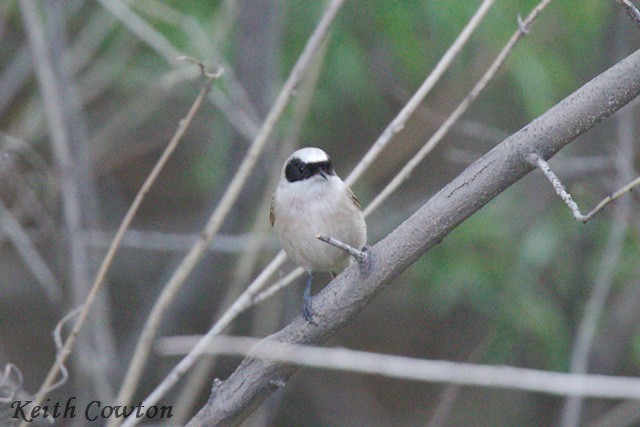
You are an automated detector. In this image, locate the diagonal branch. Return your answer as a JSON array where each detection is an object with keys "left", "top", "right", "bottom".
[{"left": 188, "top": 48, "right": 640, "bottom": 426}]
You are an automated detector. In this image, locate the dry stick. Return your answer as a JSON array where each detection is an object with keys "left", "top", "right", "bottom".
[
  {"left": 156, "top": 334, "right": 640, "bottom": 401},
  {"left": 617, "top": 0, "right": 640, "bottom": 25},
  {"left": 533, "top": 155, "right": 640, "bottom": 223},
  {"left": 317, "top": 234, "right": 367, "bottom": 262},
  {"left": 115, "top": 1, "right": 346, "bottom": 421},
  {"left": 18, "top": 1, "right": 95, "bottom": 420},
  {"left": 99, "top": 0, "right": 262, "bottom": 144},
  {"left": 559, "top": 90, "right": 638, "bottom": 427},
  {"left": 0, "top": 364, "right": 23, "bottom": 403},
  {"left": 188, "top": 47, "right": 640, "bottom": 426},
  {"left": 96, "top": 0, "right": 181, "bottom": 65},
  {"left": 344, "top": 0, "right": 496, "bottom": 187},
  {"left": 364, "top": 0, "right": 554, "bottom": 216},
  {"left": 251, "top": 267, "right": 305, "bottom": 306},
  {"left": 119, "top": 252, "right": 291, "bottom": 427},
  {"left": 26, "top": 65, "right": 221, "bottom": 421}
]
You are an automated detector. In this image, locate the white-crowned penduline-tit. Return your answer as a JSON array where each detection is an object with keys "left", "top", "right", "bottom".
[{"left": 270, "top": 147, "right": 367, "bottom": 322}]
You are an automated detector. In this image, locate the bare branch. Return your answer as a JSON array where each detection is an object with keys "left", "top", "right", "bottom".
[
  {"left": 0, "top": 364, "right": 24, "bottom": 403},
  {"left": 617, "top": 0, "right": 640, "bottom": 25},
  {"left": 251, "top": 268, "right": 305, "bottom": 306},
  {"left": 85, "top": 229, "right": 272, "bottom": 253},
  {"left": 157, "top": 334, "right": 640, "bottom": 401},
  {"left": 560, "top": 71, "right": 637, "bottom": 426},
  {"left": 533, "top": 155, "right": 640, "bottom": 223},
  {"left": 96, "top": 0, "right": 181, "bottom": 65},
  {"left": 27, "top": 62, "right": 220, "bottom": 416},
  {"left": 364, "top": 0, "right": 554, "bottom": 216},
  {"left": 187, "top": 47, "right": 640, "bottom": 426},
  {"left": 345, "top": 0, "right": 496, "bottom": 186},
  {"left": 317, "top": 234, "right": 368, "bottom": 262}
]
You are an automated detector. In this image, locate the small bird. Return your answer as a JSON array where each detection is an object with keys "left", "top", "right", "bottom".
[{"left": 271, "top": 147, "right": 367, "bottom": 322}]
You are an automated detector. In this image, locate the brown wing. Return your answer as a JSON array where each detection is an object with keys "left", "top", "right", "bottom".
[
  {"left": 269, "top": 197, "right": 275, "bottom": 226},
  {"left": 348, "top": 187, "right": 361, "bottom": 210}
]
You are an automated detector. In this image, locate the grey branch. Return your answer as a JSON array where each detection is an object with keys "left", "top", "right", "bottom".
[
  {"left": 316, "top": 235, "right": 367, "bottom": 262},
  {"left": 617, "top": 0, "right": 640, "bottom": 25},
  {"left": 187, "top": 49, "right": 640, "bottom": 426},
  {"left": 158, "top": 334, "right": 640, "bottom": 401},
  {"left": 534, "top": 155, "right": 640, "bottom": 223}
]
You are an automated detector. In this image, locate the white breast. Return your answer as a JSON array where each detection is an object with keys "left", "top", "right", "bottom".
[{"left": 272, "top": 176, "right": 366, "bottom": 273}]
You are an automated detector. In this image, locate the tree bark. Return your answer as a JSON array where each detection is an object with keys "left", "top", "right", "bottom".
[{"left": 188, "top": 48, "right": 640, "bottom": 426}]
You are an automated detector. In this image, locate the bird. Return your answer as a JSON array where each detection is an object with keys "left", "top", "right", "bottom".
[{"left": 270, "top": 147, "right": 367, "bottom": 322}]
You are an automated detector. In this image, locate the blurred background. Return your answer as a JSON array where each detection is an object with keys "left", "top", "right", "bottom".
[{"left": 1, "top": 0, "right": 640, "bottom": 425}]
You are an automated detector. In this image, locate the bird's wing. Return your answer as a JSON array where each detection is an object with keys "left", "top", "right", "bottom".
[
  {"left": 269, "top": 197, "right": 276, "bottom": 226},
  {"left": 347, "top": 187, "right": 361, "bottom": 210}
]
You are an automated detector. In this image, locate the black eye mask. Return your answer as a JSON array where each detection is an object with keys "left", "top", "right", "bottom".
[{"left": 285, "top": 158, "right": 335, "bottom": 183}]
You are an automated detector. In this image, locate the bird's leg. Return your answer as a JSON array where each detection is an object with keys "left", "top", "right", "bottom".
[{"left": 302, "top": 272, "right": 316, "bottom": 323}]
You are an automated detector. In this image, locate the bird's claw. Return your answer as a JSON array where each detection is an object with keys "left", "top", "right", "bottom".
[{"left": 301, "top": 300, "right": 317, "bottom": 325}]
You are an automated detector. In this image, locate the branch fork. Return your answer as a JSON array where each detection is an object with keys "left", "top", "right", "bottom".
[{"left": 532, "top": 153, "right": 640, "bottom": 223}]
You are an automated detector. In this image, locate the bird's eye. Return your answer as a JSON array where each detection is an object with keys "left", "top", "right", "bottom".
[{"left": 285, "top": 158, "right": 310, "bottom": 183}]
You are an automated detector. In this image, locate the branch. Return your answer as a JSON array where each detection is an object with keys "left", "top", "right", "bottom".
[
  {"left": 364, "top": 0, "right": 553, "bottom": 216},
  {"left": 345, "top": 0, "right": 496, "bottom": 186},
  {"left": 26, "top": 61, "right": 221, "bottom": 418},
  {"left": 157, "top": 334, "right": 640, "bottom": 401},
  {"left": 317, "top": 235, "right": 368, "bottom": 262},
  {"left": 560, "top": 71, "right": 638, "bottom": 427},
  {"left": 533, "top": 155, "right": 640, "bottom": 223},
  {"left": 617, "top": 0, "right": 640, "bottom": 26},
  {"left": 188, "top": 48, "right": 640, "bottom": 426}
]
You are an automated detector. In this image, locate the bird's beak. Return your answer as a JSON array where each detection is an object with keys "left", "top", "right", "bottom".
[{"left": 319, "top": 170, "right": 328, "bottom": 180}]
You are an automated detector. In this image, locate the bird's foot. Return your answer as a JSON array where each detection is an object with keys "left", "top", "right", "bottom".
[{"left": 301, "top": 299, "right": 317, "bottom": 325}]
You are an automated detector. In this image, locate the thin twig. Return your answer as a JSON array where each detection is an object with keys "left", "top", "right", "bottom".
[
  {"left": 534, "top": 155, "right": 640, "bottom": 223},
  {"left": 96, "top": 0, "right": 181, "bottom": 65},
  {"left": 177, "top": 56, "right": 224, "bottom": 79},
  {"left": 317, "top": 234, "right": 367, "bottom": 262},
  {"left": 0, "top": 364, "right": 23, "bottom": 403},
  {"left": 617, "top": 0, "right": 640, "bottom": 25},
  {"left": 119, "top": 252, "right": 291, "bottom": 427},
  {"left": 560, "top": 77, "right": 637, "bottom": 426},
  {"left": 116, "top": 1, "right": 345, "bottom": 421},
  {"left": 251, "top": 267, "right": 305, "bottom": 306},
  {"left": 27, "top": 63, "right": 220, "bottom": 418},
  {"left": 345, "top": 0, "right": 496, "bottom": 187},
  {"left": 98, "top": 0, "right": 262, "bottom": 144},
  {"left": 156, "top": 334, "right": 640, "bottom": 401},
  {"left": 364, "top": 0, "right": 554, "bottom": 216},
  {"left": 84, "top": 229, "right": 272, "bottom": 253},
  {"left": 18, "top": 1, "right": 95, "bottom": 421}
]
